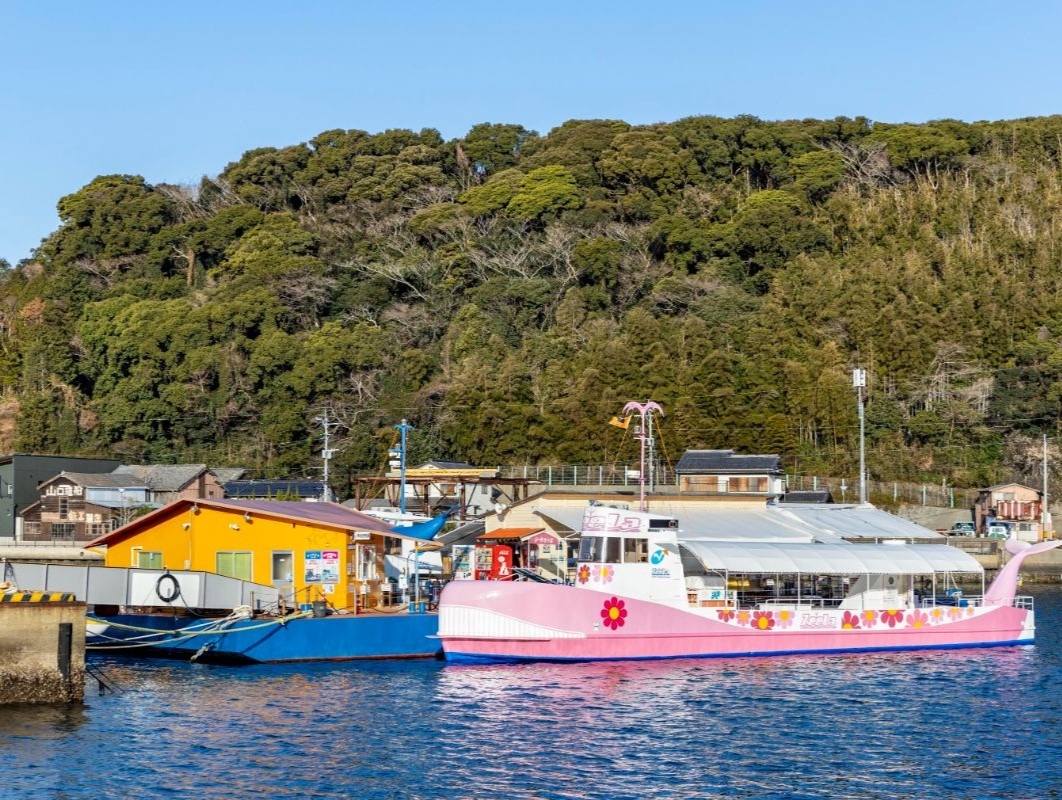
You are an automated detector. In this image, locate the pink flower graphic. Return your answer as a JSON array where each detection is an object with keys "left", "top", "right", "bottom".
[
  {"left": 930, "top": 607, "right": 945, "bottom": 623},
  {"left": 947, "top": 606, "right": 963, "bottom": 620},
  {"left": 577, "top": 565, "right": 591, "bottom": 584},
  {"left": 751, "top": 610, "right": 775, "bottom": 631},
  {"left": 737, "top": 610, "right": 751, "bottom": 626},
  {"left": 841, "top": 610, "right": 861, "bottom": 630},
  {"left": 775, "top": 609, "right": 795, "bottom": 629},
  {"left": 907, "top": 609, "right": 930, "bottom": 629},
  {"left": 880, "top": 609, "right": 904, "bottom": 628},
  {"left": 716, "top": 608, "right": 736, "bottom": 622},
  {"left": 861, "top": 610, "right": 878, "bottom": 627},
  {"left": 600, "top": 597, "right": 627, "bottom": 630},
  {"left": 598, "top": 565, "right": 615, "bottom": 584}
]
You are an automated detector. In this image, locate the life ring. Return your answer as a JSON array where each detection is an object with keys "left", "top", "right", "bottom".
[{"left": 156, "top": 572, "right": 181, "bottom": 603}]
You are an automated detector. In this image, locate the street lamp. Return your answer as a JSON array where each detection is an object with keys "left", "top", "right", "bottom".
[{"left": 853, "top": 368, "right": 867, "bottom": 505}]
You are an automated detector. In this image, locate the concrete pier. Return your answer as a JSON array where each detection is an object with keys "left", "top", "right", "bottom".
[{"left": 0, "top": 591, "right": 86, "bottom": 704}]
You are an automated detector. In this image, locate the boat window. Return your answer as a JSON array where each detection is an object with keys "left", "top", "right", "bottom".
[
  {"left": 604, "top": 537, "right": 621, "bottom": 564},
  {"left": 623, "top": 537, "right": 649, "bottom": 563},
  {"left": 579, "top": 536, "right": 604, "bottom": 562}
]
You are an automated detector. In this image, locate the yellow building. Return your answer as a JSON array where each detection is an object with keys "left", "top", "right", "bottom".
[{"left": 87, "top": 498, "right": 438, "bottom": 612}]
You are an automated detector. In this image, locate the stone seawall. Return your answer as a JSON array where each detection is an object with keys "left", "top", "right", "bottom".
[{"left": 0, "top": 593, "right": 86, "bottom": 704}]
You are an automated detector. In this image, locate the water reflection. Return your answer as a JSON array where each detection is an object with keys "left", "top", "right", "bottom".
[{"left": 0, "top": 591, "right": 1060, "bottom": 799}]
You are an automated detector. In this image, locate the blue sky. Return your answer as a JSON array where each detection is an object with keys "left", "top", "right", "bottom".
[{"left": 2, "top": 0, "right": 1059, "bottom": 266}]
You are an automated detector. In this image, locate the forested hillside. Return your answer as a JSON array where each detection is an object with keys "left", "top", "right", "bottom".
[{"left": 4, "top": 114, "right": 1062, "bottom": 492}]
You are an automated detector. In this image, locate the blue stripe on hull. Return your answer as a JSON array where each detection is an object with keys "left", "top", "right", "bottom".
[
  {"left": 90, "top": 613, "right": 441, "bottom": 663},
  {"left": 444, "top": 638, "right": 1034, "bottom": 665}
]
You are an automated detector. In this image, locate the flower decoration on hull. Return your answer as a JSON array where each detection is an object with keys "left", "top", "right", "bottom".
[
  {"left": 907, "top": 609, "right": 930, "bottom": 628},
  {"left": 577, "top": 565, "right": 591, "bottom": 585},
  {"left": 750, "top": 610, "right": 775, "bottom": 630},
  {"left": 600, "top": 597, "right": 627, "bottom": 630},
  {"left": 880, "top": 609, "right": 905, "bottom": 628},
  {"left": 841, "top": 611, "right": 861, "bottom": 630}
]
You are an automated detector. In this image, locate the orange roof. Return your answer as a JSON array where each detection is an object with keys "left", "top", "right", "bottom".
[{"left": 477, "top": 527, "right": 545, "bottom": 540}]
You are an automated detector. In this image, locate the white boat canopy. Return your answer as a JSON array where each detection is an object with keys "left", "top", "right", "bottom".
[{"left": 680, "top": 540, "right": 983, "bottom": 576}]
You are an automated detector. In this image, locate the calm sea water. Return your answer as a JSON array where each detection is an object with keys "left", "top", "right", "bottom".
[{"left": 3, "top": 589, "right": 1062, "bottom": 800}]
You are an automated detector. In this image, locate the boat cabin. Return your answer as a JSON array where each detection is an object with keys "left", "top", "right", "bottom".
[
  {"left": 568, "top": 503, "right": 985, "bottom": 613},
  {"left": 86, "top": 498, "right": 441, "bottom": 613}
]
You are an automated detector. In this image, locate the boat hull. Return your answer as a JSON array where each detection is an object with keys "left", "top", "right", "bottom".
[
  {"left": 88, "top": 611, "right": 441, "bottom": 664},
  {"left": 438, "top": 581, "right": 1035, "bottom": 664}
]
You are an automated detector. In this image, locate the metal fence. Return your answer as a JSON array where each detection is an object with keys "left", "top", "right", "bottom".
[{"left": 495, "top": 464, "right": 977, "bottom": 508}]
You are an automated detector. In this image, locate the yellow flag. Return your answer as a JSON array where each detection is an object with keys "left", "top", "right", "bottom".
[{"left": 608, "top": 415, "right": 630, "bottom": 429}]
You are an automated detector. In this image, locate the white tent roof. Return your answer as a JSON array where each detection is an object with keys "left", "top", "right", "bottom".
[
  {"left": 680, "top": 540, "right": 983, "bottom": 575},
  {"left": 532, "top": 501, "right": 942, "bottom": 543},
  {"left": 673, "top": 506, "right": 817, "bottom": 542},
  {"left": 772, "top": 504, "right": 944, "bottom": 541}
]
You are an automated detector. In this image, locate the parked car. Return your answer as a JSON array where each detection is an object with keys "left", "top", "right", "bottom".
[
  {"left": 986, "top": 524, "right": 1009, "bottom": 539},
  {"left": 946, "top": 522, "right": 976, "bottom": 536}
]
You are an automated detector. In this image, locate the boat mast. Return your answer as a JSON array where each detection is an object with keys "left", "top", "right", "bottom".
[{"left": 623, "top": 401, "right": 664, "bottom": 511}]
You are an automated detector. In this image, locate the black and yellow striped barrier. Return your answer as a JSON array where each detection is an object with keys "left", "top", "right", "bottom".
[{"left": 0, "top": 591, "right": 77, "bottom": 603}]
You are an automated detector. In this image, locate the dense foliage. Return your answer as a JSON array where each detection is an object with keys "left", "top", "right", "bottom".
[{"left": 7, "top": 114, "right": 1062, "bottom": 494}]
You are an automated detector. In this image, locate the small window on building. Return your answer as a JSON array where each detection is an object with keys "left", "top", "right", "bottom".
[
  {"left": 272, "top": 551, "right": 294, "bottom": 583},
  {"left": 51, "top": 522, "right": 75, "bottom": 540},
  {"left": 137, "top": 551, "right": 163, "bottom": 569},
  {"left": 355, "top": 545, "right": 377, "bottom": 581},
  {"left": 58, "top": 497, "right": 69, "bottom": 520},
  {"left": 217, "top": 551, "right": 253, "bottom": 581}
]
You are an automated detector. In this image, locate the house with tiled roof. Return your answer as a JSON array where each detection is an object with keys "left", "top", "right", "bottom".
[
  {"left": 113, "top": 464, "right": 229, "bottom": 505},
  {"left": 20, "top": 471, "right": 155, "bottom": 543},
  {"left": 674, "top": 450, "right": 787, "bottom": 499}
]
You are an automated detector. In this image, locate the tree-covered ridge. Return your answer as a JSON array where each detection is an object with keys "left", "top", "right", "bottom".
[{"left": 7, "top": 114, "right": 1062, "bottom": 493}]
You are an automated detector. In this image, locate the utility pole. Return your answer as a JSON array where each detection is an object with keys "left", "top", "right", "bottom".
[
  {"left": 1044, "top": 433, "right": 1051, "bottom": 540},
  {"left": 853, "top": 368, "right": 867, "bottom": 505},
  {"left": 315, "top": 411, "right": 338, "bottom": 502},
  {"left": 391, "top": 419, "right": 414, "bottom": 514}
]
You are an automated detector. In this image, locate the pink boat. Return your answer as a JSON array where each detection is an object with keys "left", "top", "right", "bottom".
[{"left": 439, "top": 503, "right": 1060, "bottom": 663}]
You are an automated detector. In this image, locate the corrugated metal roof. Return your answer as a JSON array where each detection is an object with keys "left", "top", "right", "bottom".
[
  {"left": 773, "top": 504, "right": 944, "bottom": 541},
  {"left": 84, "top": 499, "right": 423, "bottom": 548},
  {"left": 681, "top": 540, "right": 983, "bottom": 575},
  {"left": 527, "top": 501, "right": 944, "bottom": 543}
]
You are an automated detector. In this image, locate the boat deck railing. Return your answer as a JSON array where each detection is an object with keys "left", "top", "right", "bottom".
[{"left": 743, "top": 593, "right": 1034, "bottom": 612}]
